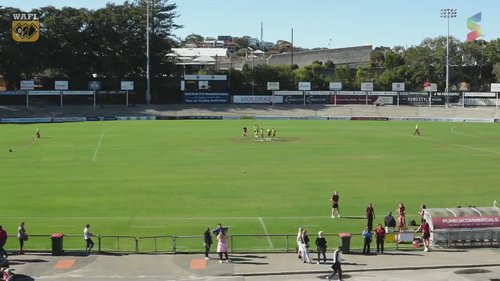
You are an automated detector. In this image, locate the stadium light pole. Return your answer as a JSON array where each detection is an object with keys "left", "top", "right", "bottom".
[
  {"left": 440, "top": 8, "right": 457, "bottom": 108},
  {"left": 146, "top": 0, "right": 151, "bottom": 104},
  {"left": 248, "top": 47, "right": 255, "bottom": 95}
]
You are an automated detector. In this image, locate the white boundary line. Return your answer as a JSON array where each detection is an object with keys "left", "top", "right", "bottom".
[
  {"left": 258, "top": 217, "right": 274, "bottom": 249},
  {"left": 92, "top": 129, "right": 106, "bottom": 162},
  {"left": 0, "top": 215, "right": 334, "bottom": 220}
]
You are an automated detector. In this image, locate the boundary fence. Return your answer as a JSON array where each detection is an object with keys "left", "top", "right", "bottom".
[{"left": 10, "top": 231, "right": 492, "bottom": 254}]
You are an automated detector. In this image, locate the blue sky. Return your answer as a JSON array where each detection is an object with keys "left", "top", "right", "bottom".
[{"left": 2, "top": 0, "right": 498, "bottom": 49}]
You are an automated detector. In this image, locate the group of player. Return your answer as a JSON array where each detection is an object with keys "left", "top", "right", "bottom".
[{"left": 242, "top": 125, "right": 277, "bottom": 140}]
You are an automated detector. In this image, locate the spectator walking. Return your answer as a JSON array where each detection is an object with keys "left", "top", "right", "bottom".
[
  {"left": 362, "top": 227, "right": 372, "bottom": 255},
  {"left": 84, "top": 224, "right": 94, "bottom": 256},
  {"left": 415, "top": 219, "right": 431, "bottom": 252},
  {"left": 315, "top": 231, "right": 327, "bottom": 264},
  {"left": 203, "top": 227, "right": 213, "bottom": 259},
  {"left": 216, "top": 228, "right": 229, "bottom": 263},
  {"left": 365, "top": 203, "right": 375, "bottom": 230},
  {"left": 375, "top": 224, "right": 386, "bottom": 254},
  {"left": 330, "top": 191, "right": 340, "bottom": 218},
  {"left": 301, "top": 229, "right": 311, "bottom": 263},
  {"left": 17, "top": 222, "right": 27, "bottom": 254},
  {"left": 328, "top": 246, "right": 343, "bottom": 281},
  {"left": 296, "top": 227, "right": 304, "bottom": 260},
  {"left": 0, "top": 226, "right": 7, "bottom": 258}
]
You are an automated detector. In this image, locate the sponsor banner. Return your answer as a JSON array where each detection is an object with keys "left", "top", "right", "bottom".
[
  {"left": 1, "top": 117, "right": 52, "bottom": 124},
  {"left": 0, "top": 91, "right": 26, "bottom": 95},
  {"left": 28, "top": 90, "right": 60, "bottom": 96},
  {"left": 351, "top": 116, "right": 390, "bottom": 121},
  {"left": 329, "top": 82, "right": 342, "bottom": 91},
  {"left": 306, "top": 91, "right": 333, "bottom": 95},
  {"left": 97, "top": 90, "right": 126, "bottom": 95},
  {"left": 52, "top": 117, "right": 86, "bottom": 123},
  {"left": 256, "top": 116, "right": 290, "bottom": 120},
  {"left": 184, "top": 74, "right": 227, "bottom": 81},
  {"left": 373, "top": 96, "right": 395, "bottom": 105},
  {"left": 233, "top": 95, "right": 283, "bottom": 104},
  {"left": 267, "top": 82, "right": 280, "bottom": 90},
  {"left": 20, "top": 80, "right": 35, "bottom": 90},
  {"left": 85, "top": 116, "right": 119, "bottom": 121},
  {"left": 328, "top": 116, "right": 352, "bottom": 121},
  {"left": 121, "top": 81, "right": 134, "bottom": 91},
  {"left": 432, "top": 216, "right": 500, "bottom": 229},
  {"left": 282, "top": 95, "right": 305, "bottom": 104},
  {"left": 464, "top": 92, "right": 496, "bottom": 97},
  {"left": 464, "top": 98, "right": 497, "bottom": 106},
  {"left": 360, "top": 82, "right": 373, "bottom": 91},
  {"left": 116, "top": 116, "right": 156, "bottom": 120},
  {"left": 298, "top": 82, "right": 311, "bottom": 91},
  {"left": 288, "top": 116, "right": 328, "bottom": 120},
  {"left": 490, "top": 83, "right": 500, "bottom": 92},
  {"left": 305, "top": 95, "right": 329, "bottom": 104},
  {"left": 337, "top": 91, "right": 366, "bottom": 95},
  {"left": 399, "top": 95, "right": 445, "bottom": 106},
  {"left": 183, "top": 93, "right": 229, "bottom": 103},
  {"left": 331, "top": 95, "right": 376, "bottom": 104},
  {"left": 274, "top": 91, "right": 302, "bottom": 96},
  {"left": 55, "top": 80, "right": 68, "bottom": 90},
  {"left": 64, "top": 91, "right": 93, "bottom": 95}
]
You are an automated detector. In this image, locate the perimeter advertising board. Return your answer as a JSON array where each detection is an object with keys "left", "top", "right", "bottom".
[
  {"left": 183, "top": 93, "right": 229, "bottom": 103},
  {"left": 233, "top": 95, "right": 283, "bottom": 104},
  {"left": 432, "top": 216, "right": 500, "bottom": 229}
]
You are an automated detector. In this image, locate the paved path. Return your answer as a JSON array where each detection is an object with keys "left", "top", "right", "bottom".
[{"left": 7, "top": 247, "right": 500, "bottom": 280}]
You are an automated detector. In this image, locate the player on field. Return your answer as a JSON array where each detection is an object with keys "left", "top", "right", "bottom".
[
  {"left": 413, "top": 123, "right": 420, "bottom": 135},
  {"left": 330, "top": 191, "right": 340, "bottom": 218}
]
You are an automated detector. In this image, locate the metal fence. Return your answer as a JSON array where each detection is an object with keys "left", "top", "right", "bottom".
[{"left": 9, "top": 232, "right": 424, "bottom": 254}]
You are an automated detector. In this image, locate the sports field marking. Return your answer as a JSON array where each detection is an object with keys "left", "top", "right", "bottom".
[
  {"left": 450, "top": 125, "right": 489, "bottom": 141},
  {"left": 258, "top": 217, "right": 274, "bottom": 249},
  {"left": 130, "top": 225, "right": 167, "bottom": 228},
  {"left": 420, "top": 135, "right": 500, "bottom": 155},
  {"left": 92, "top": 129, "right": 106, "bottom": 162},
  {"left": 11, "top": 135, "right": 37, "bottom": 151}
]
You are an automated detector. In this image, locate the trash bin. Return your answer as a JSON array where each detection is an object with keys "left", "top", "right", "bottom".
[
  {"left": 339, "top": 232, "right": 351, "bottom": 254},
  {"left": 51, "top": 233, "right": 64, "bottom": 256}
]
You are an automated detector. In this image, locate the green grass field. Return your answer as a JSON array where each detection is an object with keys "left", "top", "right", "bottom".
[{"left": 1, "top": 120, "right": 499, "bottom": 252}]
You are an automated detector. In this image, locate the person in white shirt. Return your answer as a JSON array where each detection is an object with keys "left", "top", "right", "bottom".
[
  {"left": 84, "top": 224, "right": 94, "bottom": 256},
  {"left": 328, "top": 246, "right": 343, "bottom": 280}
]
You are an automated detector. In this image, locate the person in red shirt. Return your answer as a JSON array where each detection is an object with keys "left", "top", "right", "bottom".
[
  {"left": 375, "top": 224, "right": 386, "bottom": 254},
  {"left": 416, "top": 219, "right": 431, "bottom": 251},
  {"left": 0, "top": 225, "right": 7, "bottom": 258},
  {"left": 365, "top": 203, "right": 375, "bottom": 230},
  {"left": 330, "top": 191, "right": 340, "bottom": 218}
]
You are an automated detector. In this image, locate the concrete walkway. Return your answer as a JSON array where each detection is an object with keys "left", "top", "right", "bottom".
[{"left": 7, "top": 247, "right": 500, "bottom": 280}]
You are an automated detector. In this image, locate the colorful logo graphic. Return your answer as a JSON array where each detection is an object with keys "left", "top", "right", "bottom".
[
  {"left": 467, "top": 12, "right": 482, "bottom": 42},
  {"left": 11, "top": 13, "right": 40, "bottom": 42}
]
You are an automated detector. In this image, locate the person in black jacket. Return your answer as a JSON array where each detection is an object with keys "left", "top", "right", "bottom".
[
  {"left": 315, "top": 231, "right": 327, "bottom": 264},
  {"left": 203, "top": 227, "right": 213, "bottom": 259}
]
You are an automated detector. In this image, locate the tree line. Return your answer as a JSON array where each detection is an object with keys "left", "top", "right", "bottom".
[{"left": 1, "top": 1, "right": 499, "bottom": 102}]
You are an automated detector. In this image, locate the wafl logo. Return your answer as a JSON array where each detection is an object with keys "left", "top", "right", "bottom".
[{"left": 12, "top": 13, "right": 40, "bottom": 42}]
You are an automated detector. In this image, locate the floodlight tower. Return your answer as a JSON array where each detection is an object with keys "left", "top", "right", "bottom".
[{"left": 440, "top": 8, "right": 457, "bottom": 108}]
